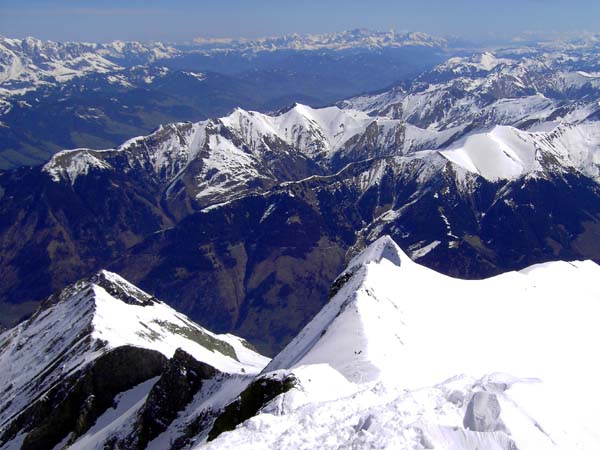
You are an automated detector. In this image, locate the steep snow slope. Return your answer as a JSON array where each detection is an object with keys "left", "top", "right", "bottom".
[
  {"left": 204, "top": 236, "right": 600, "bottom": 450},
  {"left": 266, "top": 235, "right": 600, "bottom": 386},
  {"left": 439, "top": 122, "right": 600, "bottom": 181},
  {"left": 0, "top": 270, "right": 268, "bottom": 433}
]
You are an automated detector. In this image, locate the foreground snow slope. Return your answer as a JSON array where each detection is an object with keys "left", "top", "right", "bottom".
[
  {"left": 0, "top": 270, "right": 268, "bottom": 432},
  {"left": 204, "top": 236, "right": 600, "bottom": 450},
  {"left": 266, "top": 235, "right": 600, "bottom": 387}
]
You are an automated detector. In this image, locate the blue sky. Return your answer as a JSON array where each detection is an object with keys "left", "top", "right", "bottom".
[{"left": 1, "top": 0, "right": 599, "bottom": 42}]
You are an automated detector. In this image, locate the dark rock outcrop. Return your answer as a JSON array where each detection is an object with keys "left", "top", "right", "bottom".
[
  {"left": 463, "top": 392, "right": 505, "bottom": 432},
  {"left": 133, "top": 349, "right": 218, "bottom": 449},
  {"left": 208, "top": 373, "right": 297, "bottom": 442},
  {"left": 0, "top": 346, "right": 167, "bottom": 450}
]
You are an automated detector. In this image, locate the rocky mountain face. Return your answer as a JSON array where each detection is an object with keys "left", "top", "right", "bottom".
[
  {"left": 3, "top": 46, "right": 600, "bottom": 354},
  {"left": 0, "top": 270, "right": 268, "bottom": 450},
  {"left": 4, "top": 237, "right": 598, "bottom": 449}
]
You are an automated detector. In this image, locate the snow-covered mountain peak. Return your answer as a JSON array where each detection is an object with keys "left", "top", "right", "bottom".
[
  {"left": 88, "top": 269, "right": 158, "bottom": 306},
  {"left": 271, "top": 104, "right": 374, "bottom": 158},
  {"left": 205, "top": 237, "right": 600, "bottom": 449},
  {"left": 0, "top": 270, "right": 269, "bottom": 432},
  {"left": 264, "top": 235, "right": 600, "bottom": 387},
  {"left": 442, "top": 51, "right": 512, "bottom": 74},
  {"left": 219, "top": 103, "right": 373, "bottom": 156},
  {"left": 43, "top": 148, "right": 115, "bottom": 183},
  {"left": 346, "top": 235, "right": 408, "bottom": 272},
  {"left": 476, "top": 51, "right": 505, "bottom": 70}
]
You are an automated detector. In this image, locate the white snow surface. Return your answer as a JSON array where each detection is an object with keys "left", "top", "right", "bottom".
[
  {"left": 201, "top": 236, "right": 600, "bottom": 450},
  {"left": 0, "top": 36, "right": 178, "bottom": 97},
  {"left": 90, "top": 272, "right": 269, "bottom": 374},
  {"left": 439, "top": 123, "right": 600, "bottom": 181},
  {"left": 0, "top": 270, "right": 268, "bottom": 433}
]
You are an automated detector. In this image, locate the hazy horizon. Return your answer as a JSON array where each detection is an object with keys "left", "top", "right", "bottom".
[{"left": 1, "top": 0, "right": 599, "bottom": 43}]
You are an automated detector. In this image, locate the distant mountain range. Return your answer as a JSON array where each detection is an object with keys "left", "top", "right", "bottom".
[
  {"left": 0, "top": 36, "right": 177, "bottom": 97},
  {"left": 0, "top": 30, "right": 450, "bottom": 99},
  {"left": 0, "top": 31, "right": 452, "bottom": 169},
  {"left": 190, "top": 29, "right": 448, "bottom": 52}
]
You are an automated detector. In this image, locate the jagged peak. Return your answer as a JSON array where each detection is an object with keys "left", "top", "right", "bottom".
[
  {"left": 264, "top": 236, "right": 414, "bottom": 382},
  {"left": 346, "top": 235, "right": 409, "bottom": 272},
  {"left": 37, "top": 270, "right": 156, "bottom": 317},
  {"left": 265, "top": 232, "right": 600, "bottom": 390},
  {"left": 1, "top": 270, "right": 268, "bottom": 410},
  {"left": 89, "top": 270, "right": 157, "bottom": 306}
]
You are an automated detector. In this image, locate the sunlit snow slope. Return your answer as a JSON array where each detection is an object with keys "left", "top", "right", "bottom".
[
  {"left": 204, "top": 236, "right": 600, "bottom": 450},
  {"left": 0, "top": 270, "right": 268, "bottom": 434}
]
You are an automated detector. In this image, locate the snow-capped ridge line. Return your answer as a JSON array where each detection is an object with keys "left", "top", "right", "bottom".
[
  {"left": 263, "top": 235, "right": 412, "bottom": 382},
  {"left": 204, "top": 235, "right": 600, "bottom": 448},
  {"left": 346, "top": 235, "right": 408, "bottom": 271},
  {"left": 40, "top": 98, "right": 600, "bottom": 204},
  {"left": 191, "top": 29, "right": 447, "bottom": 53},
  {"left": 263, "top": 235, "right": 600, "bottom": 387}
]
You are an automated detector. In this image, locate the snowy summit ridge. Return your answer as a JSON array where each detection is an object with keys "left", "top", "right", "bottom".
[
  {"left": 207, "top": 235, "right": 600, "bottom": 450},
  {"left": 2, "top": 239, "right": 600, "bottom": 450},
  {"left": 345, "top": 234, "right": 407, "bottom": 270},
  {"left": 0, "top": 270, "right": 268, "bottom": 436},
  {"left": 264, "top": 236, "right": 416, "bottom": 383}
]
